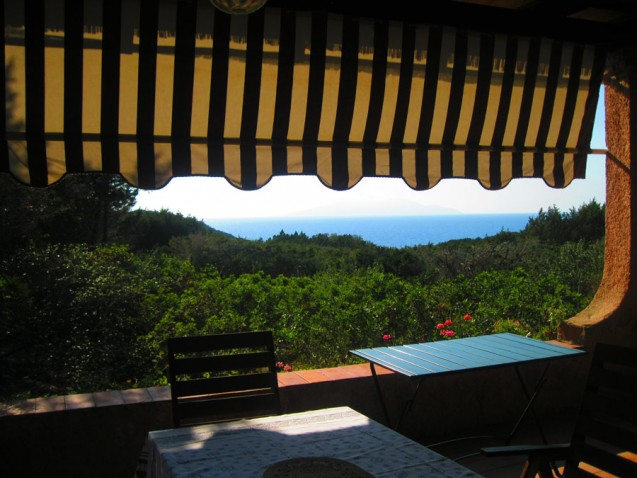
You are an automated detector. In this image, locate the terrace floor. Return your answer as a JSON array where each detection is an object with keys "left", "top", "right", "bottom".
[
  {"left": 424, "top": 412, "right": 576, "bottom": 477},
  {"left": 425, "top": 410, "right": 637, "bottom": 478}
]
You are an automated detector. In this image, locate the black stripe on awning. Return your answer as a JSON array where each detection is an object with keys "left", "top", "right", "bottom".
[
  {"left": 2, "top": 0, "right": 605, "bottom": 190},
  {"left": 23, "top": 0, "right": 47, "bottom": 186},
  {"left": 0, "top": 0, "right": 9, "bottom": 174}
]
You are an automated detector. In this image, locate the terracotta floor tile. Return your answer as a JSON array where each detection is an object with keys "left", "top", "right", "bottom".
[
  {"left": 4, "top": 399, "right": 36, "bottom": 415},
  {"left": 294, "top": 369, "right": 331, "bottom": 383},
  {"left": 93, "top": 390, "right": 125, "bottom": 407},
  {"left": 278, "top": 372, "right": 310, "bottom": 386},
  {"left": 35, "top": 395, "right": 65, "bottom": 413},
  {"left": 121, "top": 388, "right": 153, "bottom": 404},
  {"left": 147, "top": 386, "right": 171, "bottom": 402},
  {"left": 65, "top": 393, "right": 95, "bottom": 410},
  {"left": 315, "top": 368, "right": 352, "bottom": 381}
]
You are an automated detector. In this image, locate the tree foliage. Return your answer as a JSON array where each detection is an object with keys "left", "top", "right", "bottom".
[
  {"left": 523, "top": 199, "right": 605, "bottom": 244},
  {"left": 1, "top": 244, "right": 157, "bottom": 395},
  {"left": 117, "top": 208, "right": 219, "bottom": 250},
  {"left": 0, "top": 174, "right": 138, "bottom": 251},
  {"left": 0, "top": 172, "right": 606, "bottom": 399}
]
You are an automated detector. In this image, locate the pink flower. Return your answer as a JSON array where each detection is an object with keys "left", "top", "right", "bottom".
[
  {"left": 464, "top": 314, "right": 472, "bottom": 320},
  {"left": 436, "top": 323, "right": 445, "bottom": 330},
  {"left": 444, "top": 330, "right": 456, "bottom": 337},
  {"left": 444, "top": 319, "right": 453, "bottom": 326},
  {"left": 283, "top": 364, "right": 292, "bottom": 372},
  {"left": 382, "top": 334, "right": 392, "bottom": 341},
  {"left": 276, "top": 361, "right": 284, "bottom": 369}
]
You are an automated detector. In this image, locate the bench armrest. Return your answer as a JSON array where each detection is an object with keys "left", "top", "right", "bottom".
[{"left": 481, "top": 443, "right": 570, "bottom": 459}]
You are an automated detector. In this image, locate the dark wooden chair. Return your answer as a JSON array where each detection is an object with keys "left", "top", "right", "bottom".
[
  {"left": 135, "top": 331, "right": 281, "bottom": 477},
  {"left": 481, "top": 342, "right": 637, "bottom": 477},
  {"left": 167, "top": 330, "right": 281, "bottom": 428}
]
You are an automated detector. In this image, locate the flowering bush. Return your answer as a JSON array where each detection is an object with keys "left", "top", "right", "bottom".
[
  {"left": 435, "top": 313, "right": 477, "bottom": 340},
  {"left": 276, "top": 361, "right": 293, "bottom": 372},
  {"left": 493, "top": 318, "right": 529, "bottom": 336}
]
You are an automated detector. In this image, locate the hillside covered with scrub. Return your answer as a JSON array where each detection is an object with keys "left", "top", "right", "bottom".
[{"left": 0, "top": 174, "right": 605, "bottom": 400}]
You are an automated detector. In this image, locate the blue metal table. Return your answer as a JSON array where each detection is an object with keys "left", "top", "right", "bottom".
[{"left": 350, "top": 332, "right": 586, "bottom": 444}]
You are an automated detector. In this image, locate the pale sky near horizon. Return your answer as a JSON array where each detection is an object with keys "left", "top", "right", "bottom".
[{"left": 135, "top": 90, "right": 607, "bottom": 220}]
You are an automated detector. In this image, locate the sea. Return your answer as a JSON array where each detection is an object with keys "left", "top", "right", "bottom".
[{"left": 205, "top": 213, "right": 535, "bottom": 248}]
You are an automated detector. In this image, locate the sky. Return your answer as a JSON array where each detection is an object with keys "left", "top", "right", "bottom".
[{"left": 135, "top": 91, "right": 607, "bottom": 220}]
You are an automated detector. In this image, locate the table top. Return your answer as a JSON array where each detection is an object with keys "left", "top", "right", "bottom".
[
  {"left": 350, "top": 332, "right": 585, "bottom": 378},
  {"left": 146, "top": 406, "right": 482, "bottom": 477}
]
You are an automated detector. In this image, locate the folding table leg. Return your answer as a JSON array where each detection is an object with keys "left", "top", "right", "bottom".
[
  {"left": 506, "top": 363, "right": 551, "bottom": 445},
  {"left": 394, "top": 379, "right": 423, "bottom": 432},
  {"left": 369, "top": 363, "right": 423, "bottom": 431},
  {"left": 369, "top": 363, "right": 392, "bottom": 427}
]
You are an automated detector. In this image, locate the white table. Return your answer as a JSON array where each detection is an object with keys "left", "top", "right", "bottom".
[{"left": 146, "top": 406, "right": 483, "bottom": 477}]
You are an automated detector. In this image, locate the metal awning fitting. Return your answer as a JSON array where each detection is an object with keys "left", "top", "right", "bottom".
[{"left": 1, "top": 0, "right": 605, "bottom": 190}]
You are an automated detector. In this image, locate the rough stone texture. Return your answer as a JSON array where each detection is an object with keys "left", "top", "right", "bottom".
[{"left": 559, "top": 48, "right": 637, "bottom": 350}]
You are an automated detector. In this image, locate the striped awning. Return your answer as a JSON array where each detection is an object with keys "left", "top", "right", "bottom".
[{"left": 1, "top": 0, "right": 605, "bottom": 191}]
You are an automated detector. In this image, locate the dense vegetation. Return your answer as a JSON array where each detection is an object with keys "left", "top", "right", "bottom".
[{"left": 0, "top": 174, "right": 605, "bottom": 399}]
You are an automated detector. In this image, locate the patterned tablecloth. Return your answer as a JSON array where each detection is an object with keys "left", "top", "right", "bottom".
[{"left": 146, "top": 406, "right": 483, "bottom": 478}]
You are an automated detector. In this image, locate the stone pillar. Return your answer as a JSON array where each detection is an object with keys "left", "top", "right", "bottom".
[{"left": 558, "top": 48, "right": 637, "bottom": 350}]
